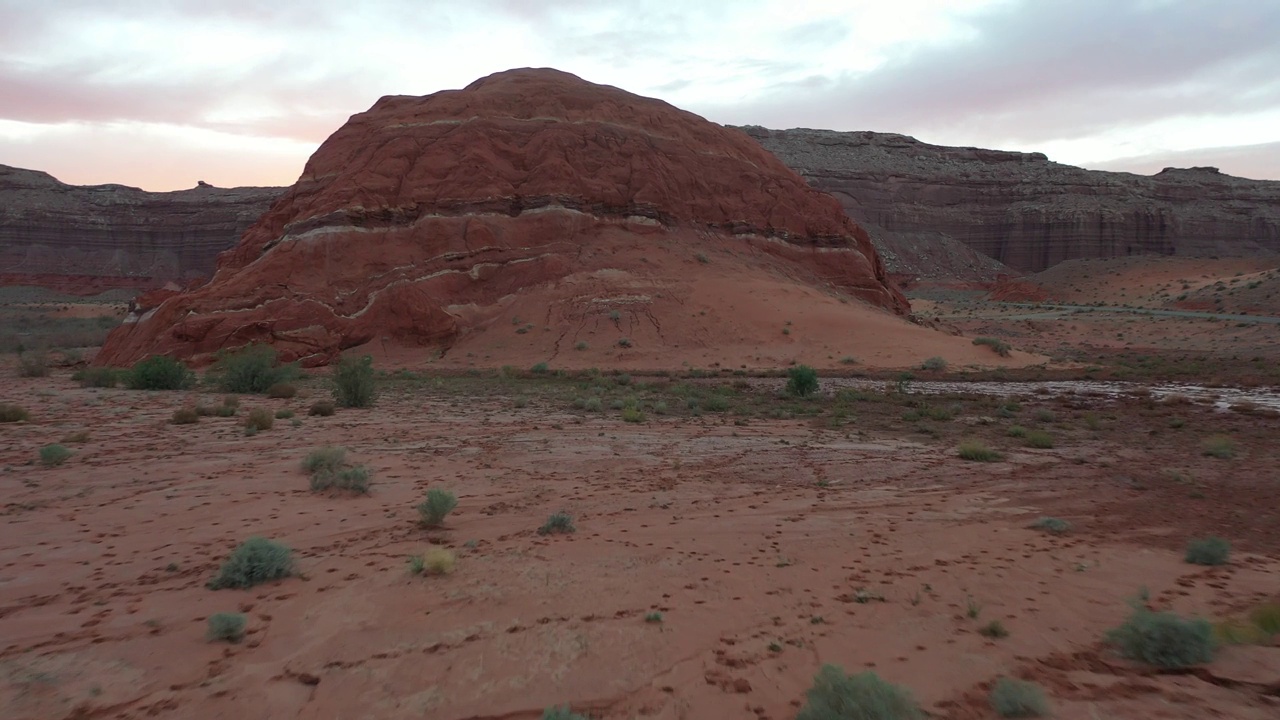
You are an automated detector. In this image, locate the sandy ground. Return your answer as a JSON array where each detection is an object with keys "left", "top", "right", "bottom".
[{"left": 2, "top": 369, "right": 1278, "bottom": 720}]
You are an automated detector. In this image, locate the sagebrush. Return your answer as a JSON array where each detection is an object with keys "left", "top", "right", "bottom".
[{"left": 207, "top": 537, "right": 294, "bottom": 590}]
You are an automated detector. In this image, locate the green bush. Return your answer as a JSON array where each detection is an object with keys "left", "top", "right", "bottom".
[
  {"left": 1024, "top": 430, "right": 1054, "bottom": 449},
  {"left": 621, "top": 407, "right": 645, "bottom": 423},
  {"left": 0, "top": 403, "right": 29, "bottom": 423},
  {"left": 973, "top": 337, "right": 1012, "bottom": 357},
  {"left": 275, "top": 408, "right": 295, "bottom": 419},
  {"left": 127, "top": 355, "right": 194, "bottom": 390},
  {"left": 303, "top": 446, "right": 347, "bottom": 475},
  {"left": 542, "top": 707, "right": 591, "bottom": 720},
  {"left": 206, "top": 612, "right": 247, "bottom": 643},
  {"left": 244, "top": 408, "right": 274, "bottom": 431},
  {"left": 207, "top": 537, "right": 294, "bottom": 590},
  {"left": 171, "top": 407, "right": 200, "bottom": 425},
  {"left": 418, "top": 488, "right": 458, "bottom": 527},
  {"left": 309, "top": 400, "right": 335, "bottom": 416},
  {"left": 531, "top": 362, "right": 550, "bottom": 374},
  {"left": 216, "top": 344, "right": 298, "bottom": 394},
  {"left": 75, "top": 366, "right": 119, "bottom": 388},
  {"left": 1105, "top": 607, "right": 1214, "bottom": 668},
  {"left": 958, "top": 441, "right": 1001, "bottom": 462},
  {"left": 583, "top": 397, "right": 603, "bottom": 412},
  {"left": 538, "top": 512, "right": 576, "bottom": 535},
  {"left": 312, "top": 465, "right": 371, "bottom": 494},
  {"left": 40, "top": 443, "right": 72, "bottom": 466},
  {"left": 786, "top": 365, "right": 819, "bottom": 397},
  {"left": 796, "top": 665, "right": 922, "bottom": 720},
  {"left": 1185, "top": 537, "right": 1230, "bottom": 566},
  {"left": 989, "top": 677, "right": 1048, "bottom": 718},
  {"left": 1006, "top": 425, "right": 1027, "bottom": 438},
  {"left": 1030, "top": 517, "right": 1071, "bottom": 534},
  {"left": 332, "top": 354, "right": 375, "bottom": 408},
  {"left": 1201, "top": 435, "right": 1237, "bottom": 459},
  {"left": 920, "top": 356, "right": 947, "bottom": 371}
]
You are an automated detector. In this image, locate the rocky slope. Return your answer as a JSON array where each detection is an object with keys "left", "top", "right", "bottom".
[
  {"left": 0, "top": 165, "right": 280, "bottom": 293},
  {"left": 742, "top": 127, "right": 1280, "bottom": 275},
  {"left": 96, "top": 69, "right": 927, "bottom": 369}
]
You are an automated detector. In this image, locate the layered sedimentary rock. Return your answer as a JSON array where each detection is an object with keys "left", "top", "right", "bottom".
[
  {"left": 0, "top": 165, "right": 281, "bottom": 292},
  {"left": 96, "top": 69, "right": 907, "bottom": 367},
  {"left": 742, "top": 127, "right": 1280, "bottom": 274}
]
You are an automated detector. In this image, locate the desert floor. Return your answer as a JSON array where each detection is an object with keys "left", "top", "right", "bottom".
[{"left": 2, "top": 366, "right": 1279, "bottom": 720}]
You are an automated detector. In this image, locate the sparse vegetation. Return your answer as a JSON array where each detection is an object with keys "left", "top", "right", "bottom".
[
  {"left": 216, "top": 344, "right": 299, "bottom": 394},
  {"left": 409, "top": 546, "right": 456, "bottom": 576},
  {"left": 979, "top": 620, "right": 1009, "bottom": 638},
  {"left": 1201, "top": 435, "right": 1237, "bottom": 459},
  {"left": 207, "top": 537, "right": 294, "bottom": 590},
  {"left": 1023, "top": 430, "right": 1054, "bottom": 449},
  {"left": 0, "top": 403, "right": 30, "bottom": 423},
  {"left": 275, "top": 408, "right": 294, "bottom": 419},
  {"left": 644, "top": 611, "right": 663, "bottom": 623},
  {"left": 418, "top": 489, "right": 458, "bottom": 527},
  {"left": 1105, "top": 606, "right": 1214, "bottom": 668},
  {"left": 786, "top": 365, "right": 819, "bottom": 397},
  {"left": 973, "top": 336, "right": 1012, "bottom": 357},
  {"left": 39, "top": 443, "right": 72, "bottom": 466},
  {"left": 538, "top": 512, "right": 576, "bottom": 535},
  {"left": 74, "top": 366, "right": 119, "bottom": 388},
  {"left": 921, "top": 356, "right": 947, "bottom": 371},
  {"left": 617, "top": 337, "right": 632, "bottom": 348},
  {"left": 989, "top": 678, "right": 1048, "bottom": 718},
  {"left": 332, "top": 354, "right": 376, "bottom": 407},
  {"left": 796, "top": 665, "right": 923, "bottom": 720},
  {"left": 18, "top": 352, "right": 49, "bottom": 377},
  {"left": 306, "top": 448, "right": 371, "bottom": 494},
  {"left": 171, "top": 407, "right": 200, "bottom": 425},
  {"left": 266, "top": 382, "right": 297, "bottom": 399},
  {"left": 574, "top": 341, "right": 588, "bottom": 351},
  {"left": 1030, "top": 517, "right": 1071, "bottom": 534},
  {"left": 309, "top": 400, "right": 336, "bottom": 416},
  {"left": 531, "top": 362, "right": 549, "bottom": 374},
  {"left": 206, "top": 612, "right": 247, "bottom": 643},
  {"left": 126, "top": 355, "right": 194, "bottom": 390},
  {"left": 542, "top": 707, "right": 591, "bottom": 720},
  {"left": 244, "top": 408, "right": 274, "bottom": 432},
  {"left": 1185, "top": 536, "right": 1230, "bottom": 566},
  {"left": 958, "top": 441, "right": 1001, "bottom": 462},
  {"left": 621, "top": 407, "right": 645, "bottom": 423}
]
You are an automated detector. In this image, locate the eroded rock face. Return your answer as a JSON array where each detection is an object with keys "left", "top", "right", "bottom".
[
  {"left": 0, "top": 165, "right": 281, "bottom": 293},
  {"left": 742, "top": 127, "right": 1280, "bottom": 274},
  {"left": 96, "top": 68, "right": 907, "bottom": 367}
]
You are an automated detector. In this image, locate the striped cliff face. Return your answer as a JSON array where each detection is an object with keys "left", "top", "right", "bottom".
[{"left": 96, "top": 68, "right": 908, "bottom": 369}]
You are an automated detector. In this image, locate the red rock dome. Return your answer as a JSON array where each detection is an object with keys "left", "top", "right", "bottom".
[{"left": 96, "top": 68, "right": 908, "bottom": 367}]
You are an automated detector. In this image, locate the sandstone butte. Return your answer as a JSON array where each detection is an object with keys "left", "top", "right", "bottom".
[{"left": 96, "top": 68, "right": 1024, "bottom": 370}]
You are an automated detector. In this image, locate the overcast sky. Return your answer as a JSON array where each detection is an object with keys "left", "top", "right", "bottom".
[{"left": 1, "top": 0, "right": 1277, "bottom": 190}]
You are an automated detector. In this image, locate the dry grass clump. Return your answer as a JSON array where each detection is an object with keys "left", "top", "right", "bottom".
[
  {"left": 408, "top": 546, "right": 456, "bottom": 576},
  {"left": 266, "top": 382, "right": 297, "bottom": 399},
  {"left": 309, "top": 400, "right": 336, "bottom": 416},
  {"left": 958, "top": 441, "right": 1001, "bottom": 462},
  {"left": 0, "top": 403, "right": 29, "bottom": 423},
  {"left": 244, "top": 407, "right": 274, "bottom": 432},
  {"left": 171, "top": 407, "right": 200, "bottom": 425}
]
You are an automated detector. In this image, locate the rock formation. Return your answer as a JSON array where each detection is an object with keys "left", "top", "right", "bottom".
[
  {"left": 742, "top": 127, "right": 1280, "bottom": 275},
  {"left": 96, "top": 69, "right": 909, "bottom": 368},
  {"left": 0, "top": 165, "right": 281, "bottom": 293}
]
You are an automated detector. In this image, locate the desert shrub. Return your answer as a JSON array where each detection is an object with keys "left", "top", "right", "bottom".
[
  {"left": 206, "top": 612, "right": 247, "bottom": 643},
  {"left": 1030, "top": 517, "right": 1071, "bottom": 534},
  {"left": 538, "top": 512, "right": 576, "bottom": 535},
  {"left": 312, "top": 464, "right": 371, "bottom": 493},
  {"left": 621, "top": 407, "right": 645, "bottom": 423},
  {"left": 1185, "top": 537, "right": 1230, "bottom": 566},
  {"left": 75, "top": 366, "right": 118, "bottom": 388},
  {"left": 207, "top": 537, "right": 294, "bottom": 590},
  {"left": 989, "top": 678, "right": 1048, "bottom": 718},
  {"left": 979, "top": 620, "right": 1009, "bottom": 638},
  {"left": 332, "top": 354, "right": 375, "bottom": 407},
  {"left": 1006, "top": 425, "right": 1027, "bottom": 438},
  {"left": 18, "top": 352, "right": 49, "bottom": 377},
  {"left": 973, "top": 337, "right": 1012, "bottom": 357},
  {"left": 303, "top": 446, "right": 347, "bottom": 474},
  {"left": 645, "top": 611, "right": 663, "bottom": 623},
  {"left": 61, "top": 430, "right": 90, "bottom": 443},
  {"left": 615, "top": 373, "right": 632, "bottom": 386},
  {"left": 786, "top": 365, "right": 819, "bottom": 397},
  {"left": 531, "top": 362, "right": 549, "bottom": 375},
  {"left": 222, "top": 394, "right": 239, "bottom": 408},
  {"left": 921, "top": 356, "right": 947, "bottom": 371},
  {"left": 265, "top": 382, "right": 297, "bottom": 399},
  {"left": 1215, "top": 618, "right": 1269, "bottom": 645},
  {"left": 171, "top": 407, "right": 200, "bottom": 425},
  {"left": 214, "top": 404, "right": 237, "bottom": 417},
  {"left": 583, "top": 397, "right": 603, "bottom": 412},
  {"left": 0, "top": 403, "right": 29, "bottom": 423},
  {"left": 244, "top": 408, "right": 274, "bottom": 431},
  {"left": 1024, "top": 430, "right": 1054, "bottom": 449},
  {"left": 796, "top": 665, "right": 922, "bottom": 720},
  {"left": 958, "top": 441, "right": 1001, "bottom": 462},
  {"left": 574, "top": 341, "right": 588, "bottom": 351},
  {"left": 413, "top": 546, "right": 455, "bottom": 575},
  {"left": 40, "top": 443, "right": 72, "bottom": 466},
  {"left": 1201, "top": 435, "right": 1237, "bottom": 459},
  {"left": 1105, "top": 607, "right": 1214, "bottom": 668},
  {"left": 617, "top": 337, "right": 632, "bottom": 348},
  {"left": 309, "top": 400, "right": 335, "bottom": 416},
  {"left": 275, "top": 408, "right": 294, "bottom": 419},
  {"left": 513, "top": 396, "right": 529, "bottom": 409},
  {"left": 418, "top": 488, "right": 458, "bottom": 527},
  {"left": 1250, "top": 603, "right": 1280, "bottom": 636},
  {"left": 127, "top": 355, "right": 194, "bottom": 390},
  {"left": 217, "top": 344, "right": 298, "bottom": 394},
  {"left": 542, "top": 707, "right": 591, "bottom": 720}
]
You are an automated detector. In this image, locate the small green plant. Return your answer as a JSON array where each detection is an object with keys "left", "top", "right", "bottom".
[
  {"left": 1185, "top": 536, "right": 1230, "bottom": 566},
  {"left": 695, "top": 252, "right": 709, "bottom": 264},
  {"left": 266, "top": 382, "right": 297, "bottom": 399},
  {"left": 542, "top": 706, "right": 591, "bottom": 720},
  {"left": 989, "top": 677, "right": 1049, "bottom": 718},
  {"left": 538, "top": 512, "right": 576, "bottom": 535},
  {"left": 214, "top": 404, "right": 237, "bottom": 417},
  {"left": 244, "top": 407, "right": 274, "bottom": 431},
  {"left": 39, "top": 443, "right": 72, "bottom": 466},
  {"left": 303, "top": 447, "right": 345, "bottom": 474},
  {"left": 973, "top": 336, "right": 1012, "bottom": 357},
  {"left": 574, "top": 341, "right": 588, "bottom": 351},
  {"left": 979, "top": 620, "right": 1009, "bottom": 638},
  {"left": 206, "top": 612, "right": 247, "bottom": 643},
  {"left": 583, "top": 397, "right": 603, "bottom": 412},
  {"left": 171, "top": 407, "right": 200, "bottom": 425},
  {"left": 127, "top": 355, "right": 194, "bottom": 390},
  {"left": 408, "top": 554, "right": 425, "bottom": 575},
  {"left": 617, "top": 337, "right": 632, "bottom": 348},
  {"left": 645, "top": 611, "right": 663, "bottom": 623},
  {"left": 216, "top": 344, "right": 298, "bottom": 394},
  {"left": 621, "top": 407, "right": 645, "bottom": 423},
  {"left": 275, "top": 408, "right": 295, "bottom": 419},
  {"left": 958, "top": 441, "right": 1001, "bottom": 462},
  {"left": 207, "top": 537, "right": 294, "bottom": 590},
  {"left": 1105, "top": 606, "right": 1214, "bottom": 668},
  {"left": 796, "top": 665, "right": 922, "bottom": 720},
  {"left": 309, "top": 400, "right": 336, "bottom": 416},
  {"left": 332, "top": 354, "right": 375, "bottom": 407},
  {"left": 1006, "top": 425, "right": 1027, "bottom": 438},
  {"left": 531, "top": 362, "right": 550, "bottom": 375},
  {"left": 921, "top": 356, "right": 947, "bottom": 371},
  {"left": 786, "top": 365, "right": 819, "bottom": 397},
  {"left": 0, "top": 403, "right": 30, "bottom": 422},
  {"left": 1250, "top": 602, "right": 1280, "bottom": 636},
  {"left": 1024, "top": 430, "right": 1054, "bottom": 449},
  {"left": 1030, "top": 517, "right": 1071, "bottom": 534},
  {"left": 1201, "top": 435, "right": 1237, "bottom": 459},
  {"left": 418, "top": 488, "right": 458, "bottom": 527}
]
